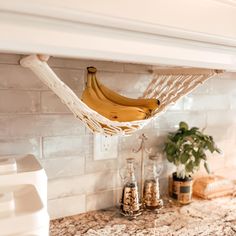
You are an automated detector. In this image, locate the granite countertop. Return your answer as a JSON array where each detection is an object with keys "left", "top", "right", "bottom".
[{"left": 50, "top": 197, "right": 236, "bottom": 236}]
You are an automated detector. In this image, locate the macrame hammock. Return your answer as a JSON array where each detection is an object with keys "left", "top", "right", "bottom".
[{"left": 20, "top": 55, "right": 223, "bottom": 136}]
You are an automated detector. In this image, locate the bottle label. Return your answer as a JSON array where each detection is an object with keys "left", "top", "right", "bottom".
[{"left": 171, "top": 179, "right": 193, "bottom": 204}]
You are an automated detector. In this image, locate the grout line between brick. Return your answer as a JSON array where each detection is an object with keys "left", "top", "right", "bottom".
[{"left": 40, "top": 136, "right": 44, "bottom": 159}]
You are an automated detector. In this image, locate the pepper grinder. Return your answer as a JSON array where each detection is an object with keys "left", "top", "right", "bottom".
[
  {"left": 119, "top": 158, "right": 142, "bottom": 219},
  {"left": 143, "top": 155, "right": 163, "bottom": 210}
]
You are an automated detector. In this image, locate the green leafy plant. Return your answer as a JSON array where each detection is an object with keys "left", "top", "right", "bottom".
[{"left": 164, "top": 121, "right": 220, "bottom": 179}]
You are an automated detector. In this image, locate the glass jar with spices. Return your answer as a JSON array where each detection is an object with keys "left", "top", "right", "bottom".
[
  {"left": 119, "top": 158, "right": 142, "bottom": 218},
  {"left": 143, "top": 155, "right": 163, "bottom": 210}
]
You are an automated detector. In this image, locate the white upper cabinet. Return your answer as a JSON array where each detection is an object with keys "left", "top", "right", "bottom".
[
  {"left": 0, "top": 0, "right": 236, "bottom": 70},
  {"left": 55, "top": 0, "right": 236, "bottom": 45}
]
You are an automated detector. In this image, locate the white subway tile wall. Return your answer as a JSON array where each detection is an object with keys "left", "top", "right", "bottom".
[
  {"left": 0, "top": 90, "right": 40, "bottom": 113},
  {"left": 0, "top": 53, "right": 235, "bottom": 219},
  {"left": 86, "top": 189, "right": 118, "bottom": 212},
  {"left": 48, "top": 194, "right": 86, "bottom": 219}
]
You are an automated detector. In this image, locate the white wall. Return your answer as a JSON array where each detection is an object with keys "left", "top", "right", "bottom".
[{"left": 0, "top": 53, "right": 235, "bottom": 219}]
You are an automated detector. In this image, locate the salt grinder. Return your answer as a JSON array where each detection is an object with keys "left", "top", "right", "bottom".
[
  {"left": 120, "top": 158, "right": 141, "bottom": 218},
  {"left": 143, "top": 155, "right": 163, "bottom": 210}
]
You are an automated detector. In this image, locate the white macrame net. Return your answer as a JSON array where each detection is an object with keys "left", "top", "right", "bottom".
[{"left": 20, "top": 55, "right": 222, "bottom": 136}]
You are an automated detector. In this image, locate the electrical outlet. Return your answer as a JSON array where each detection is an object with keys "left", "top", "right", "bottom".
[{"left": 93, "top": 133, "right": 118, "bottom": 160}]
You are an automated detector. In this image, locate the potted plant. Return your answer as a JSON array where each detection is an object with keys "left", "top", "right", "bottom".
[{"left": 164, "top": 121, "right": 220, "bottom": 204}]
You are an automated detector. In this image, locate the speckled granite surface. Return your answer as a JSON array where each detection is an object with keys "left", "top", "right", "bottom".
[{"left": 50, "top": 197, "right": 236, "bottom": 236}]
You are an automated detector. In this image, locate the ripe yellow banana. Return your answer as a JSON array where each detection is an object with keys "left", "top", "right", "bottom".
[
  {"left": 93, "top": 71, "right": 160, "bottom": 112},
  {"left": 89, "top": 71, "right": 115, "bottom": 103},
  {"left": 81, "top": 68, "right": 148, "bottom": 122},
  {"left": 90, "top": 71, "right": 150, "bottom": 115}
]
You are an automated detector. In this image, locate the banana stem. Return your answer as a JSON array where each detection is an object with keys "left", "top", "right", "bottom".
[
  {"left": 86, "top": 67, "right": 97, "bottom": 88},
  {"left": 86, "top": 72, "right": 94, "bottom": 88}
]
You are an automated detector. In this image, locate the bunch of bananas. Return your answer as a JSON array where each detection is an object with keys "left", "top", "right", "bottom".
[{"left": 81, "top": 67, "right": 160, "bottom": 122}]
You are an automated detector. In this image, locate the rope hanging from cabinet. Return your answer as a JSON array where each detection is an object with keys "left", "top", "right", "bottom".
[
  {"left": 142, "top": 68, "right": 223, "bottom": 115},
  {"left": 20, "top": 55, "right": 223, "bottom": 136}
]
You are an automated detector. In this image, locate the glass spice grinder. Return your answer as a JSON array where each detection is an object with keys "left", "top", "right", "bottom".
[
  {"left": 119, "top": 158, "right": 142, "bottom": 218},
  {"left": 143, "top": 155, "right": 163, "bottom": 210}
]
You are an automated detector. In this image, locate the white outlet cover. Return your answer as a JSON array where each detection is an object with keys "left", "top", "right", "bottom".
[{"left": 93, "top": 133, "right": 118, "bottom": 160}]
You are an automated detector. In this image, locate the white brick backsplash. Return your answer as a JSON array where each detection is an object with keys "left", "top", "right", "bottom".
[
  {"left": 225, "top": 147, "right": 236, "bottom": 167},
  {"left": 40, "top": 156, "right": 85, "bottom": 179},
  {"left": 0, "top": 137, "right": 40, "bottom": 157},
  {"left": 86, "top": 190, "right": 116, "bottom": 212},
  {"left": 0, "top": 114, "right": 85, "bottom": 137},
  {"left": 48, "top": 171, "right": 118, "bottom": 200},
  {"left": 119, "top": 129, "right": 161, "bottom": 153},
  {"left": 184, "top": 94, "right": 230, "bottom": 111},
  {"left": 215, "top": 167, "right": 236, "bottom": 181},
  {"left": 209, "top": 77, "right": 236, "bottom": 94},
  {"left": 190, "top": 79, "right": 210, "bottom": 94},
  {"left": 54, "top": 68, "right": 84, "bottom": 91},
  {"left": 97, "top": 71, "right": 153, "bottom": 95},
  {"left": 210, "top": 139, "right": 235, "bottom": 169},
  {"left": 207, "top": 153, "right": 226, "bottom": 172},
  {"left": 43, "top": 136, "right": 86, "bottom": 159},
  {"left": 49, "top": 57, "right": 124, "bottom": 72},
  {"left": 229, "top": 94, "right": 236, "bottom": 109},
  {"left": 48, "top": 194, "right": 86, "bottom": 219},
  {"left": 41, "top": 91, "right": 70, "bottom": 114},
  {"left": 204, "top": 125, "right": 236, "bottom": 144},
  {"left": 206, "top": 110, "right": 236, "bottom": 127},
  {"left": 0, "top": 65, "right": 47, "bottom": 90},
  {"left": 159, "top": 177, "right": 169, "bottom": 196},
  {"left": 41, "top": 90, "right": 81, "bottom": 113},
  {"left": 0, "top": 65, "right": 84, "bottom": 91},
  {"left": 0, "top": 54, "right": 21, "bottom": 65},
  {"left": 160, "top": 160, "right": 176, "bottom": 179},
  {"left": 155, "top": 111, "right": 207, "bottom": 131},
  {"left": 85, "top": 153, "right": 118, "bottom": 173},
  {"left": 0, "top": 54, "right": 235, "bottom": 217},
  {"left": 167, "top": 98, "right": 184, "bottom": 111},
  {"left": 85, "top": 133, "right": 119, "bottom": 173},
  {"left": 0, "top": 90, "right": 40, "bottom": 113}
]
